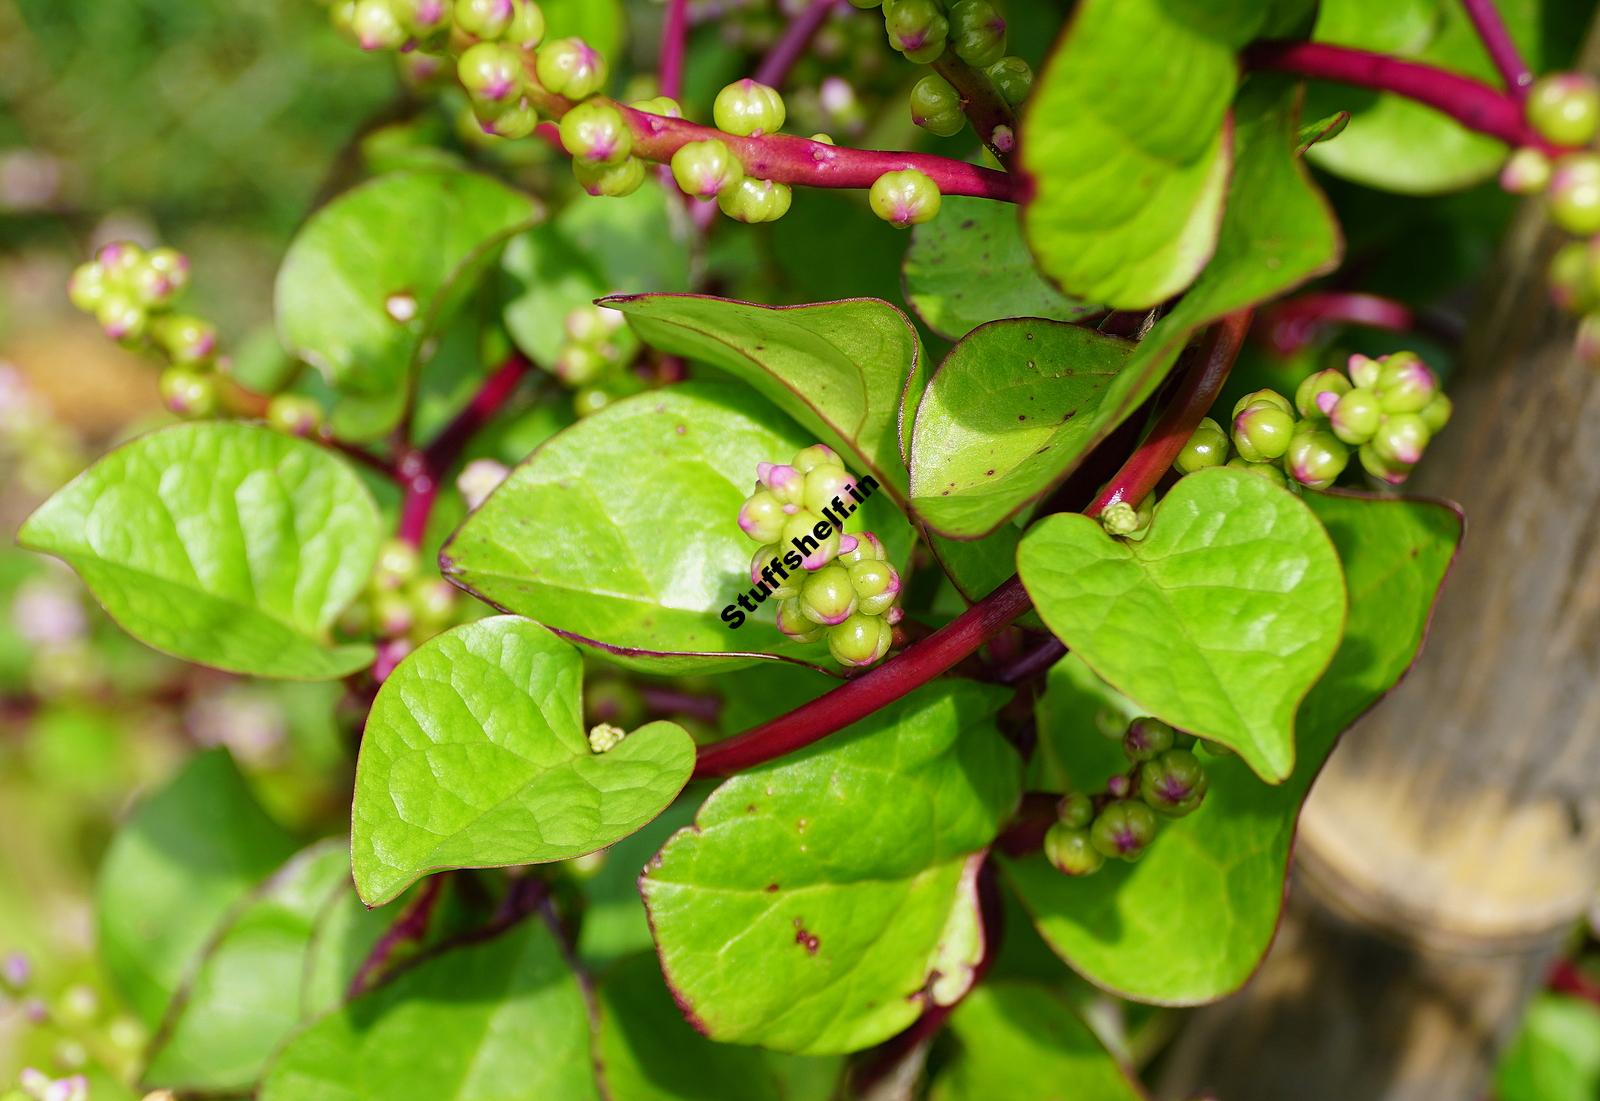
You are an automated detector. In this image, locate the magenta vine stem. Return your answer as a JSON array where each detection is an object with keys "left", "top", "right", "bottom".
[
  {"left": 1259, "top": 292, "right": 1416, "bottom": 356},
  {"left": 397, "top": 354, "right": 531, "bottom": 548},
  {"left": 1245, "top": 40, "right": 1555, "bottom": 153},
  {"left": 347, "top": 874, "right": 446, "bottom": 998},
  {"left": 932, "top": 52, "right": 1019, "bottom": 168},
  {"left": 1459, "top": 0, "right": 1534, "bottom": 99},
  {"left": 659, "top": 0, "right": 689, "bottom": 101},
  {"left": 754, "top": 0, "right": 843, "bottom": 89},
  {"left": 692, "top": 315, "right": 1249, "bottom": 780}
]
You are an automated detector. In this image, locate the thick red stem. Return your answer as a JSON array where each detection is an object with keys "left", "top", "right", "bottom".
[
  {"left": 754, "top": 0, "right": 842, "bottom": 89},
  {"left": 659, "top": 0, "right": 689, "bottom": 101},
  {"left": 1459, "top": 0, "right": 1534, "bottom": 99},
  {"left": 1259, "top": 292, "right": 1416, "bottom": 356}
]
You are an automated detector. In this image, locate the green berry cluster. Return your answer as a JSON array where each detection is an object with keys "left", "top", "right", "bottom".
[
  {"left": 552, "top": 304, "right": 642, "bottom": 417},
  {"left": 736, "top": 444, "right": 902, "bottom": 667},
  {"left": 666, "top": 81, "right": 796, "bottom": 224},
  {"left": 869, "top": 168, "right": 942, "bottom": 228},
  {"left": 339, "top": 537, "right": 462, "bottom": 662},
  {"left": 1172, "top": 352, "right": 1451, "bottom": 490},
  {"left": 1043, "top": 717, "right": 1213, "bottom": 877}
]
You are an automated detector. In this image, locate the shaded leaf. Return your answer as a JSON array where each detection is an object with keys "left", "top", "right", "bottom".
[{"left": 1497, "top": 993, "right": 1600, "bottom": 1101}]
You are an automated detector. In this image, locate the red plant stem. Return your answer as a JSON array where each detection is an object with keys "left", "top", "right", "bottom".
[
  {"left": 347, "top": 874, "right": 446, "bottom": 998},
  {"left": 530, "top": 85, "right": 1025, "bottom": 202},
  {"left": 397, "top": 354, "right": 531, "bottom": 547},
  {"left": 932, "top": 52, "right": 1018, "bottom": 168},
  {"left": 1087, "top": 309, "right": 1253, "bottom": 515},
  {"left": 994, "top": 637, "right": 1067, "bottom": 686},
  {"left": 1549, "top": 958, "right": 1600, "bottom": 1008},
  {"left": 1259, "top": 292, "right": 1416, "bottom": 356},
  {"left": 754, "top": 0, "right": 842, "bottom": 89},
  {"left": 1459, "top": 0, "right": 1534, "bottom": 99},
  {"left": 640, "top": 685, "right": 724, "bottom": 723},
  {"left": 659, "top": 0, "right": 689, "bottom": 101},
  {"left": 691, "top": 316, "right": 1249, "bottom": 780},
  {"left": 1245, "top": 40, "right": 1554, "bottom": 152}
]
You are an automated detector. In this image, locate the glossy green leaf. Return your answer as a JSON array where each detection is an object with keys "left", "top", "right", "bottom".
[
  {"left": 501, "top": 185, "right": 688, "bottom": 371},
  {"left": 577, "top": 797, "right": 700, "bottom": 970},
  {"left": 144, "top": 841, "right": 351, "bottom": 1092},
  {"left": 19, "top": 423, "right": 382, "bottom": 679},
  {"left": 352, "top": 616, "right": 696, "bottom": 906},
  {"left": 276, "top": 170, "right": 539, "bottom": 412},
  {"left": 605, "top": 295, "right": 921, "bottom": 505},
  {"left": 910, "top": 320, "right": 1132, "bottom": 538},
  {"left": 300, "top": 887, "right": 394, "bottom": 1019},
  {"left": 1017, "top": 85, "right": 1342, "bottom": 535},
  {"left": 443, "top": 382, "right": 910, "bottom": 673},
  {"left": 596, "top": 954, "right": 843, "bottom": 1101},
  {"left": 260, "top": 918, "right": 600, "bottom": 1101},
  {"left": 1305, "top": 0, "right": 1543, "bottom": 193},
  {"left": 928, "top": 982, "right": 1146, "bottom": 1101},
  {"left": 96, "top": 749, "right": 298, "bottom": 1025},
  {"left": 1007, "top": 492, "right": 1462, "bottom": 1003},
  {"left": 904, "top": 196, "right": 1099, "bottom": 340},
  {"left": 1019, "top": 468, "right": 1346, "bottom": 782},
  {"left": 1497, "top": 993, "right": 1600, "bottom": 1101},
  {"left": 1020, "top": 0, "right": 1256, "bottom": 307},
  {"left": 641, "top": 681, "right": 1021, "bottom": 1054}
]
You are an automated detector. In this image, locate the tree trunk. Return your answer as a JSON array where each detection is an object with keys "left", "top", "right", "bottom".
[{"left": 1157, "top": 162, "right": 1600, "bottom": 1100}]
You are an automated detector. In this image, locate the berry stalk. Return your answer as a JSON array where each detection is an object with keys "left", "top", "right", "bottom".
[
  {"left": 930, "top": 51, "right": 1018, "bottom": 166},
  {"left": 1260, "top": 292, "right": 1416, "bottom": 356},
  {"left": 659, "top": 0, "right": 689, "bottom": 100},
  {"left": 1459, "top": 0, "right": 1534, "bottom": 99},
  {"left": 1245, "top": 40, "right": 1555, "bottom": 152},
  {"left": 754, "top": 0, "right": 845, "bottom": 89}
]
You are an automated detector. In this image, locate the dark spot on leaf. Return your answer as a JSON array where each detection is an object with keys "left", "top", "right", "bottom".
[
  {"left": 960, "top": 219, "right": 975, "bottom": 229},
  {"left": 765, "top": 883, "right": 780, "bottom": 893},
  {"left": 675, "top": 424, "right": 687, "bottom": 435},
  {"left": 793, "top": 918, "right": 820, "bottom": 955},
  {"left": 746, "top": 803, "right": 758, "bottom": 813},
  {"left": 1017, "top": 414, "right": 1027, "bottom": 421}
]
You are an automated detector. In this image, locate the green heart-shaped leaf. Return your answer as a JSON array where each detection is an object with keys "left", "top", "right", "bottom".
[
  {"left": 261, "top": 918, "right": 600, "bottom": 1101},
  {"left": 442, "top": 382, "right": 911, "bottom": 673},
  {"left": 604, "top": 295, "right": 921, "bottom": 505},
  {"left": 1007, "top": 492, "right": 1462, "bottom": 1003},
  {"left": 903, "top": 196, "right": 1099, "bottom": 340},
  {"left": 909, "top": 320, "right": 1133, "bottom": 538},
  {"left": 641, "top": 681, "right": 1020, "bottom": 1054},
  {"left": 351, "top": 616, "right": 695, "bottom": 906},
  {"left": 19, "top": 423, "right": 382, "bottom": 679},
  {"left": 1018, "top": 468, "right": 1346, "bottom": 782}
]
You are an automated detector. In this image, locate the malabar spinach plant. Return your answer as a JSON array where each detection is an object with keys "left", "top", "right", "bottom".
[{"left": 12, "top": 0, "right": 1590, "bottom": 1096}]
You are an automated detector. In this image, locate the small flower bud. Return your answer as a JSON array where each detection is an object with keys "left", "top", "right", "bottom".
[
  {"left": 1371, "top": 412, "right": 1431, "bottom": 466},
  {"left": 738, "top": 489, "right": 787, "bottom": 543},
  {"left": 374, "top": 637, "right": 414, "bottom": 682},
  {"left": 479, "top": 99, "right": 540, "bottom": 140},
  {"left": 909, "top": 74, "right": 965, "bottom": 137},
  {"left": 1057, "top": 791, "right": 1094, "bottom": 829},
  {"left": 1527, "top": 73, "right": 1600, "bottom": 148},
  {"left": 374, "top": 591, "right": 416, "bottom": 637},
  {"left": 1549, "top": 152, "right": 1600, "bottom": 236},
  {"left": 455, "top": 0, "right": 515, "bottom": 40},
  {"left": 352, "top": 0, "right": 408, "bottom": 50},
  {"left": 1359, "top": 442, "right": 1413, "bottom": 485},
  {"left": 2, "top": 952, "right": 31, "bottom": 992},
  {"left": 1123, "top": 716, "right": 1174, "bottom": 762},
  {"left": 410, "top": 577, "right": 459, "bottom": 628},
  {"left": 1347, "top": 352, "right": 1382, "bottom": 389},
  {"left": 159, "top": 367, "right": 218, "bottom": 418},
  {"left": 1294, "top": 368, "right": 1352, "bottom": 418},
  {"left": 560, "top": 101, "right": 632, "bottom": 165},
  {"left": 717, "top": 177, "right": 792, "bottom": 223},
  {"left": 801, "top": 463, "right": 857, "bottom": 514},
  {"left": 574, "top": 156, "right": 644, "bottom": 197},
  {"left": 1140, "top": 748, "right": 1210, "bottom": 816},
  {"left": 150, "top": 314, "right": 218, "bottom": 365},
  {"left": 1225, "top": 456, "right": 1289, "bottom": 487},
  {"left": 535, "top": 37, "right": 607, "bottom": 99},
  {"left": 1373, "top": 352, "right": 1437, "bottom": 414},
  {"left": 588, "top": 722, "right": 627, "bottom": 754},
  {"left": 837, "top": 530, "right": 886, "bottom": 565},
  {"left": 985, "top": 56, "right": 1033, "bottom": 107},
  {"left": 713, "top": 78, "right": 786, "bottom": 137},
  {"left": 1232, "top": 402, "right": 1296, "bottom": 462},
  {"left": 1549, "top": 240, "right": 1596, "bottom": 314},
  {"left": 506, "top": 0, "right": 545, "bottom": 48},
  {"left": 783, "top": 509, "right": 840, "bottom": 569},
  {"left": 458, "top": 458, "right": 510, "bottom": 509},
  {"left": 791, "top": 443, "right": 840, "bottom": 472},
  {"left": 266, "top": 394, "right": 324, "bottom": 437},
  {"left": 1231, "top": 388, "right": 1294, "bottom": 419},
  {"left": 1329, "top": 387, "right": 1382, "bottom": 445},
  {"left": 759, "top": 461, "right": 806, "bottom": 504},
  {"left": 869, "top": 168, "right": 942, "bottom": 228},
  {"left": 751, "top": 545, "right": 801, "bottom": 599},
  {"left": 884, "top": 0, "right": 948, "bottom": 61},
  {"left": 67, "top": 262, "right": 107, "bottom": 313},
  {"left": 827, "top": 611, "right": 893, "bottom": 666},
  {"left": 1089, "top": 800, "right": 1158, "bottom": 861},
  {"left": 1175, "top": 416, "right": 1228, "bottom": 474},
  {"left": 1419, "top": 393, "right": 1453, "bottom": 435},
  {"left": 458, "top": 40, "right": 523, "bottom": 103},
  {"left": 1285, "top": 425, "right": 1350, "bottom": 489},
  {"left": 848, "top": 560, "right": 900, "bottom": 615},
  {"left": 1044, "top": 823, "right": 1104, "bottom": 876},
  {"left": 670, "top": 139, "right": 744, "bottom": 199},
  {"left": 373, "top": 537, "right": 421, "bottom": 591},
  {"left": 396, "top": 0, "right": 451, "bottom": 38},
  {"left": 629, "top": 95, "right": 682, "bottom": 118},
  {"left": 949, "top": 0, "right": 1006, "bottom": 68},
  {"left": 1100, "top": 499, "right": 1149, "bottom": 538},
  {"left": 776, "top": 597, "right": 827, "bottom": 642},
  {"left": 1501, "top": 146, "right": 1553, "bottom": 195},
  {"left": 800, "top": 564, "right": 858, "bottom": 626},
  {"left": 95, "top": 293, "right": 147, "bottom": 344}
]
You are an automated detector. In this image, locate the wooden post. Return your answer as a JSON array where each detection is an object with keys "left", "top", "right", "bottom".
[{"left": 1157, "top": 179, "right": 1600, "bottom": 1099}]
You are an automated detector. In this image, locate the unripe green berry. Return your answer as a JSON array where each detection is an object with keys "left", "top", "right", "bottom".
[
  {"left": 144, "top": 246, "right": 191, "bottom": 299},
  {"left": 455, "top": 0, "right": 515, "bottom": 39},
  {"left": 1044, "top": 823, "right": 1104, "bottom": 877},
  {"left": 1550, "top": 240, "right": 1596, "bottom": 313},
  {"left": 1057, "top": 791, "right": 1094, "bottom": 829},
  {"left": 159, "top": 367, "right": 217, "bottom": 418},
  {"left": 800, "top": 565, "right": 858, "bottom": 626},
  {"left": 837, "top": 530, "right": 886, "bottom": 565},
  {"left": 713, "top": 79, "right": 786, "bottom": 137},
  {"left": 802, "top": 463, "right": 857, "bottom": 515},
  {"left": 1225, "top": 455, "right": 1288, "bottom": 486},
  {"left": 395, "top": 0, "right": 451, "bottom": 38},
  {"left": 884, "top": 0, "right": 948, "bottom": 61},
  {"left": 1294, "top": 367, "right": 1352, "bottom": 418},
  {"left": 536, "top": 37, "right": 607, "bottom": 99},
  {"left": 95, "top": 293, "right": 146, "bottom": 344},
  {"left": 848, "top": 560, "right": 900, "bottom": 615},
  {"left": 909, "top": 74, "right": 965, "bottom": 137},
  {"left": 352, "top": 0, "right": 408, "bottom": 51},
  {"left": 150, "top": 314, "right": 218, "bottom": 365},
  {"left": 506, "top": 0, "right": 545, "bottom": 47},
  {"left": 410, "top": 577, "right": 458, "bottom": 629},
  {"left": 949, "top": 0, "right": 1006, "bottom": 68},
  {"left": 1501, "top": 146, "right": 1553, "bottom": 195},
  {"left": 560, "top": 101, "right": 632, "bottom": 165},
  {"left": 1100, "top": 496, "right": 1151, "bottom": 538},
  {"left": 671, "top": 139, "right": 745, "bottom": 199},
  {"left": 1140, "top": 748, "right": 1210, "bottom": 817},
  {"left": 985, "top": 57, "right": 1033, "bottom": 107},
  {"left": 1232, "top": 402, "right": 1296, "bottom": 463},
  {"left": 1373, "top": 352, "right": 1437, "bottom": 414},
  {"left": 68, "top": 262, "right": 107, "bottom": 313},
  {"left": 479, "top": 99, "right": 540, "bottom": 139},
  {"left": 828, "top": 611, "right": 893, "bottom": 667},
  {"left": 1175, "top": 416, "right": 1228, "bottom": 474},
  {"left": 751, "top": 545, "right": 801, "bottom": 600},
  {"left": 870, "top": 169, "right": 941, "bottom": 228},
  {"left": 1371, "top": 412, "right": 1430, "bottom": 466},
  {"left": 374, "top": 589, "right": 416, "bottom": 637},
  {"left": 554, "top": 341, "right": 608, "bottom": 385},
  {"left": 717, "top": 177, "right": 792, "bottom": 223},
  {"left": 1549, "top": 153, "right": 1600, "bottom": 236},
  {"left": 1419, "top": 393, "right": 1453, "bottom": 435},
  {"left": 1090, "top": 800, "right": 1158, "bottom": 861},
  {"left": 792, "top": 443, "right": 841, "bottom": 472},
  {"left": 1329, "top": 387, "right": 1381, "bottom": 446},
  {"left": 574, "top": 155, "right": 644, "bottom": 197},
  {"left": 630, "top": 95, "right": 682, "bottom": 118},
  {"left": 458, "top": 40, "right": 523, "bottom": 103},
  {"left": 737, "top": 489, "right": 787, "bottom": 543},
  {"left": 783, "top": 510, "right": 840, "bottom": 569},
  {"left": 1123, "top": 716, "right": 1174, "bottom": 763},
  {"left": 1527, "top": 73, "right": 1600, "bottom": 148},
  {"left": 758, "top": 461, "right": 806, "bottom": 505},
  {"left": 97, "top": 240, "right": 146, "bottom": 285},
  {"left": 373, "top": 538, "right": 421, "bottom": 591},
  {"left": 1347, "top": 353, "right": 1382, "bottom": 389},
  {"left": 776, "top": 597, "right": 827, "bottom": 642},
  {"left": 1359, "top": 442, "right": 1412, "bottom": 486},
  {"left": 1285, "top": 425, "right": 1350, "bottom": 489},
  {"left": 1231, "top": 388, "right": 1294, "bottom": 419},
  {"left": 267, "top": 394, "right": 324, "bottom": 437}
]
